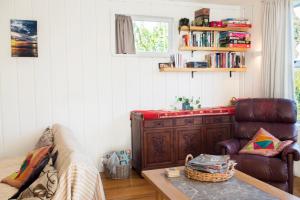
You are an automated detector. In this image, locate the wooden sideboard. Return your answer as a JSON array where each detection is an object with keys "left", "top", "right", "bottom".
[{"left": 131, "top": 112, "right": 234, "bottom": 174}]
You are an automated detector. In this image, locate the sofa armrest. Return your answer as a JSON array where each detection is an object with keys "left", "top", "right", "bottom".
[
  {"left": 281, "top": 142, "right": 300, "bottom": 161},
  {"left": 217, "top": 139, "right": 240, "bottom": 155}
]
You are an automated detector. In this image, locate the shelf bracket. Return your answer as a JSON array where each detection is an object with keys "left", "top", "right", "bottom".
[
  {"left": 191, "top": 71, "right": 194, "bottom": 78},
  {"left": 229, "top": 71, "right": 232, "bottom": 78}
]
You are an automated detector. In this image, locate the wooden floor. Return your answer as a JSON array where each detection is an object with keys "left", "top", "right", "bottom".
[
  {"left": 295, "top": 176, "right": 300, "bottom": 198},
  {"left": 101, "top": 170, "right": 156, "bottom": 200},
  {"left": 101, "top": 170, "right": 300, "bottom": 200}
]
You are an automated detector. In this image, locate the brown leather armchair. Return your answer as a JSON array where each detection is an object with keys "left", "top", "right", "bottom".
[{"left": 218, "top": 98, "right": 300, "bottom": 194}]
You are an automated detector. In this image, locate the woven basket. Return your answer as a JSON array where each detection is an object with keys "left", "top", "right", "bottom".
[
  {"left": 104, "top": 163, "right": 131, "bottom": 179},
  {"left": 184, "top": 154, "right": 236, "bottom": 182}
]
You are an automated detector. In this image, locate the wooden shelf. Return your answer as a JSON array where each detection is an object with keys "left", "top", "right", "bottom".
[
  {"left": 179, "top": 46, "right": 249, "bottom": 52},
  {"left": 159, "top": 67, "right": 247, "bottom": 73},
  {"left": 180, "top": 25, "right": 251, "bottom": 32}
]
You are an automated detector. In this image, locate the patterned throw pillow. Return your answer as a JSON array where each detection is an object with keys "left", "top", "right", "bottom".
[
  {"left": 9, "top": 156, "right": 49, "bottom": 199},
  {"left": 1, "top": 146, "right": 52, "bottom": 188},
  {"left": 17, "top": 157, "right": 58, "bottom": 200},
  {"left": 239, "top": 128, "right": 293, "bottom": 157},
  {"left": 10, "top": 152, "right": 58, "bottom": 199},
  {"left": 35, "top": 127, "right": 54, "bottom": 150}
]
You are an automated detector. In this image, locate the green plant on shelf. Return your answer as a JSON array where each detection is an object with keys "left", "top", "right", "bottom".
[{"left": 172, "top": 96, "right": 201, "bottom": 110}]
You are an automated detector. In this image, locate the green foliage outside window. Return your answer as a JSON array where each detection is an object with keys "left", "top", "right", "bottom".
[
  {"left": 294, "top": 16, "right": 300, "bottom": 57},
  {"left": 133, "top": 21, "right": 169, "bottom": 53}
]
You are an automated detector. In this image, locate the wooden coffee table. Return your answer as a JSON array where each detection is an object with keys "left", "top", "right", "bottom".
[{"left": 142, "top": 167, "right": 300, "bottom": 200}]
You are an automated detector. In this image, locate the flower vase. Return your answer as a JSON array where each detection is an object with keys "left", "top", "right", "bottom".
[{"left": 182, "top": 102, "right": 191, "bottom": 110}]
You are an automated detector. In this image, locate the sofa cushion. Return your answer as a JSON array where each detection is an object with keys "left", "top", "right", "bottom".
[
  {"left": 239, "top": 128, "right": 293, "bottom": 157},
  {"left": 10, "top": 153, "right": 53, "bottom": 199},
  {"left": 235, "top": 98, "right": 297, "bottom": 123},
  {"left": 1, "top": 146, "right": 52, "bottom": 188},
  {"left": 35, "top": 127, "right": 54, "bottom": 149},
  {"left": 0, "top": 157, "right": 24, "bottom": 200},
  {"left": 16, "top": 157, "right": 58, "bottom": 200},
  {"left": 231, "top": 154, "right": 288, "bottom": 182}
]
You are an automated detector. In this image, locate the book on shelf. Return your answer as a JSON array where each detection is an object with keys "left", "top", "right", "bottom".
[
  {"left": 222, "top": 18, "right": 252, "bottom": 28},
  {"left": 170, "top": 53, "right": 185, "bottom": 68},
  {"left": 220, "top": 43, "right": 251, "bottom": 48},
  {"left": 226, "top": 23, "right": 252, "bottom": 28},
  {"left": 219, "top": 39, "right": 251, "bottom": 45},
  {"left": 205, "top": 52, "right": 245, "bottom": 68},
  {"left": 219, "top": 31, "right": 251, "bottom": 48},
  {"left": 182, "top": 31, "right": 216, "bottom": 47},
  {"left": 219, "top": 31, "right": 250, "bottom": 38}
]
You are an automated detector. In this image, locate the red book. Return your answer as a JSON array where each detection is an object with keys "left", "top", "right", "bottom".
[
  {"left": 227, "top": 43, "right": 251, "bottom": 48},
  {"left": 226, "top": 23, "right": 252, "bottom": 28}
]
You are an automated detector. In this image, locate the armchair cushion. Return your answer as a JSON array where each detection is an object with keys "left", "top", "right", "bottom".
[
  {"left": 239, "top": 128, "right": 293, "bottom": 157},
  {"left": 230, "top": 154, "right": 288, "bottom": 182},
  {"left": 218, "top": 139, "right": 240, "bottom": 154},
  {"left": 281, "top": 142, "right": 300, "bottom": 161}
]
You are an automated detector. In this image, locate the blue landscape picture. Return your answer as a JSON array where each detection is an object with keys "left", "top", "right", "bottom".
[{"left": 11, "top": 19, "right": 38, "bottom": 57}]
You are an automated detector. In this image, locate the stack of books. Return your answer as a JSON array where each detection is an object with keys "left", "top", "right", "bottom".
[
  {"left": 219, "top": 31, "right": 251, "bottom": 48},
  {"left": 182, "top": 31, "right": 216, "bottom": 47},
  {"left": 187, "top": 154, "right": 230, "bottom": 174},
  {"left": 222, "top": 18, "right": 252, "bottom": 28},
  {"left": 170, "top": 53, "right": 185, "bottom": 68},
  {"left": 205, "top": 52, "right": 245, "bottom": 68}
]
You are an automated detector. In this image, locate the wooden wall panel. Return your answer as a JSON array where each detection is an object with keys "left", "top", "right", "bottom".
[{"left": 0, "top": 0, "right": 263, "bottom": 169}]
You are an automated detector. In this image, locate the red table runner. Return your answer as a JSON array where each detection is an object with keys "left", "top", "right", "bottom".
[{"left": 131, "top": 106, "right": 235, "bottom": 120}]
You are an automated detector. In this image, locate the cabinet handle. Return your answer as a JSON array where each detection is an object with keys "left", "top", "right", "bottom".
[
  {"left": 155, "top": 122, "right": 162, "bottom": 126},
  {"left": 185, "top": 119, "right": 193, "bottom": 124}
]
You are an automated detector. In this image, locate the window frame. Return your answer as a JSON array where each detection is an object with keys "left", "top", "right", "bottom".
[
  {"left": 131, "top": 15, "right": 174, "bottom": 57},
  {"left": 111, "top": 14, "right": 174, "bottom": 58},
  {"left": 294, "top": 1, "right": 300, "bottom": 68},
  {"left": 293, "top": 1, "right": 300, "bottom": 121}
]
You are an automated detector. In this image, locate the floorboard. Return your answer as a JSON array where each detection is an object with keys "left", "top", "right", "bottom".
[
  {"left": 295, "top": 176, "right": 300, "bottom": 197},
  {"left": 101, "top": 170, "right": 300, "bottom": 200},
  {"left": 101, "top": 170, "right": 156, "bottom": 200}
]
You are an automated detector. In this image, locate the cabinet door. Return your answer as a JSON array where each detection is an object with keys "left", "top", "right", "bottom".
[
  {"left": 175, "top": 128, "right": 203, "bottom": 164},
  {"left": 144, "top": 129, "right": 174, "bottom": 168},
  {"left": 205, "top": 125, "right": 231, "bottom": 154}
]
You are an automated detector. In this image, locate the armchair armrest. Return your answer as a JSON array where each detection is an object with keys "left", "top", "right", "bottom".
[
  {"left": 281, "top": 142, "right": 300, "bottom": 161},
  {"left": 217, "top": 139, "right": 240, "bottom": 155}
]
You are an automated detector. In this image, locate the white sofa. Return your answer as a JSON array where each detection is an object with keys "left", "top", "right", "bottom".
[{"left": 0, "top": 124, "right": 105, "bottom": 200}]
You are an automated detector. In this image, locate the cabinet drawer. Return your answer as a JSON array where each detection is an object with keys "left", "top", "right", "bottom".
[
  {"left": 175, "top": 117, "right": 203, "bottom": 126},
  {"left": 194, "top": 117, "right": 203, "bottom": 125},
  {"left": 144, "top": 119, "right": 173, "bottom": 128},
  {"left": 205, "top": 116, "right": 231, "bottom": 124},
  {"left": 175, "top": 117, "right": 194, "bottom": 126}
]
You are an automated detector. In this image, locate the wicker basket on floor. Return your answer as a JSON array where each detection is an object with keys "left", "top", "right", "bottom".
[
  {"left": 104, "top": 163, "right": 131, "bottom": 179},
  {"left": 184, "top": 154, "right": 236, "bottom": 182}
]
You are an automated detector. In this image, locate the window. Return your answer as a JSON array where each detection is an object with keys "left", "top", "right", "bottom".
[
  {"left": 293, "top": 2, "right": 300, "bottom": 119},
  {"left": 132, "top": 16, "right": 172, "bottom": 55}
]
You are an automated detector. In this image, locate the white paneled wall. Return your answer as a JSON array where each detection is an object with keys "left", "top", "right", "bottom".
[{"left": 0, "top": 0, "right": 263, "bottom": 168}]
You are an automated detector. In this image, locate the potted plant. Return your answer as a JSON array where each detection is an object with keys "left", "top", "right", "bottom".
[{"left": 175, "top": 96, "right": 201, "bottom": 110}]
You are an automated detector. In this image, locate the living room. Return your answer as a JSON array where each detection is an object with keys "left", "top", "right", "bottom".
[{"left": 0, "top": 0, "right": 300, "bottom": 199}]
